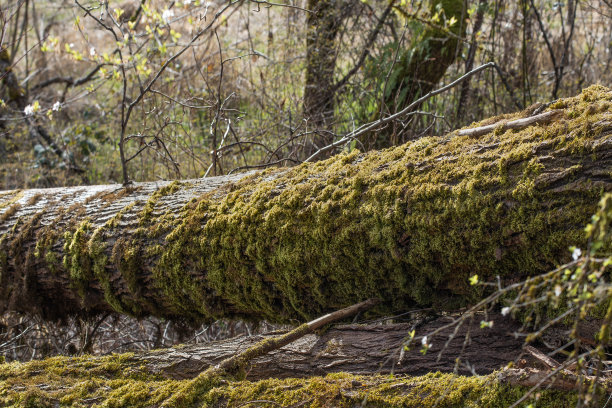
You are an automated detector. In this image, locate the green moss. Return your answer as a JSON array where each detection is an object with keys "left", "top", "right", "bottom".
[
  {"left": 0, "top": 355, "right": 585, "bottom": 407},
  {"left": 63, "top": 219, "right": 95, "bottom": 300},
  {"left": 139, "top": 181, "right": 184, "bottom": 225}
]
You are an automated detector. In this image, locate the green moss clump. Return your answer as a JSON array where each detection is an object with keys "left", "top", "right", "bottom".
[
  {"left": 63, "top": 219, "right": 95, "bottom": 300},
  {"left": 139, "top": 181, "right": 184, "bottom": 225},
  {"left": 0, "top": 354, "right": 585, "bottom": 408}
]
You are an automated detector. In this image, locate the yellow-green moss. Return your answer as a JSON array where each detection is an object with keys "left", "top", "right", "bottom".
[
  {"left": 0, "top": 190, "right": 23, "bottom": 211},
  {"left": 63, "top": 219, "right": 95, "bottom": 300},
  {"left": 0, "top": 355, "right": 585, "bottom": 408},
  {"left": 139, "top": 180, "right": 184, "bottom": 225},
  {"left": 3, "top": 86, "right": 612, "bottom": 323}
]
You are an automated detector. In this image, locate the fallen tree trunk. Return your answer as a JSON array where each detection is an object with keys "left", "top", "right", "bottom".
[
  {"left": 0, "top": 359, "right": 586, "bottom": 408},
  {"left": 1, "top": 86, "right": 612, "bottom": 323},
  {"left": 0, "top": 313, "right": 605, "bottom": 406}
]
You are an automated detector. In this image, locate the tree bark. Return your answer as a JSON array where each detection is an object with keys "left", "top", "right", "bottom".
[
  {"left": 0, "top": 311, "right": 589, "bottom": 388},
  {"left": 0, "top": 87, "right": 611, "bottom": 324},
  {"left": 302, "top": 0, "right": 346, "bottom": 159},
  {"left": 123, "top": 313, "right": 528, "bottom": 381},
  {"left": 456, "top": 0, "right": 486, "bottom": 123}
]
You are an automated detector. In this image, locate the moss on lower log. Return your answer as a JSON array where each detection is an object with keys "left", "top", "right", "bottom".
[{"left": 0, "top": 355, "right": 582, "bottom": 407}]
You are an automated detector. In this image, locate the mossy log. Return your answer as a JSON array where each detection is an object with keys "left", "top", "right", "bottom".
[
  {"left": 0, "top": 313, "right": 604, "bottom": 407},
  {"left": 1, "top": 86, "right": 612, "bottom": 323},
  {"left": 0, "top": 359, "right": 585, "bottom": 408}
]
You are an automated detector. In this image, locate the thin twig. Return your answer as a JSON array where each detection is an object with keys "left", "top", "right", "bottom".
[{"left": 304, "top": 62, "right": 497, "bottom": 162}]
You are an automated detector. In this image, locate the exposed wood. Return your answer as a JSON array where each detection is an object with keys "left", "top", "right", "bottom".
[
  {"left": 210, "top": 298, "right": 380, "bottom": 378},
  {"left": 456, "top": 109, "right": 564, "bottom": 137}
]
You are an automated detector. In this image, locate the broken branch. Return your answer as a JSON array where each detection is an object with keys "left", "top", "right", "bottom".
[
  {"left": 160, "top": 299, "right": 379, "bottom": 408},
  {"left": 456, "top": 109, "right": 564, "bottom": 138}
]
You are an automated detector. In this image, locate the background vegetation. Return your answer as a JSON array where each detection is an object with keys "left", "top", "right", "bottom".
[{"left": 1, "top": 0, "right": 610, "bottom": 189}]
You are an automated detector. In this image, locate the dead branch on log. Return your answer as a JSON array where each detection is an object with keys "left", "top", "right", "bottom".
[
  {"left": 160, "top": 299, "right": 379, "bottom": 408},
  {"left": 523, "top": 345, "right": 563, "bottom": 371},
  {"left": 214, "top": 298, "right": 380, "bottom": 376},
  {"left": 304, "top": 62, "right": 497, "bottom": 162},
  {"left": 456, "top": 109, "right": 564, "bottom": 137}
]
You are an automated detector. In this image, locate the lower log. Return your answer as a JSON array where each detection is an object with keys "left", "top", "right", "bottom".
[
  {"left": 0, "top": 314, "right": 602, "bottom": 407},
  {"left": 116, "top": 313, "right": 527, "bottom": 380}
]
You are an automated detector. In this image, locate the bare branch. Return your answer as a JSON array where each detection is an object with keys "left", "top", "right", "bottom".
[
  {"left": 455, "top": 109, "right": 564, "bottom": 138},
  {"left": 304, "top": 62, "right": 497, "bottom": 162}
]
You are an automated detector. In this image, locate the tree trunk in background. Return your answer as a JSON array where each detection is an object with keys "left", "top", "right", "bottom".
[
  {"left": 373, "top": 0, "right": 466, "bottom": 148},
  {"left": 302, "top": 0, "right": 345, "bottom": 159},
  {"left": 0, "top": 87, "right": 611, "bottom": 324},
  {"left": 456, "top": 0, "right": 486, "bottom": 123}
]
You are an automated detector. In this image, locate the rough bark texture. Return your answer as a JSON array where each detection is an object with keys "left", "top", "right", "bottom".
[
  {"left": 117, "top": 313, "right": 527, "bottom": 381},
  {"left": 0, "top": 172, "right": 253, "bottom": 320},
  {"left": 0, "top": 314, "right": 594, "bottom": 407},
  {"left": 1, "top": 86, "right": 611, "bottom": 324}
]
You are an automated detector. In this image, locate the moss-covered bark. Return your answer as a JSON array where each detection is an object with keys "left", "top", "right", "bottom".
[
  {"left": 0, "top": 354, "right": 582, "bottom": 408},
  {"left": 0, "top": 86, "right": 611, "bottom": 323}
]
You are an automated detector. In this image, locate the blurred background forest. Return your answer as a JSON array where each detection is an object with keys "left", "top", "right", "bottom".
[
  {"left": 0, "top": 0, "right": 611, "bottom": 360},
  {"left": 1, "top": 0, "right": 611, "bottom": 190}
]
